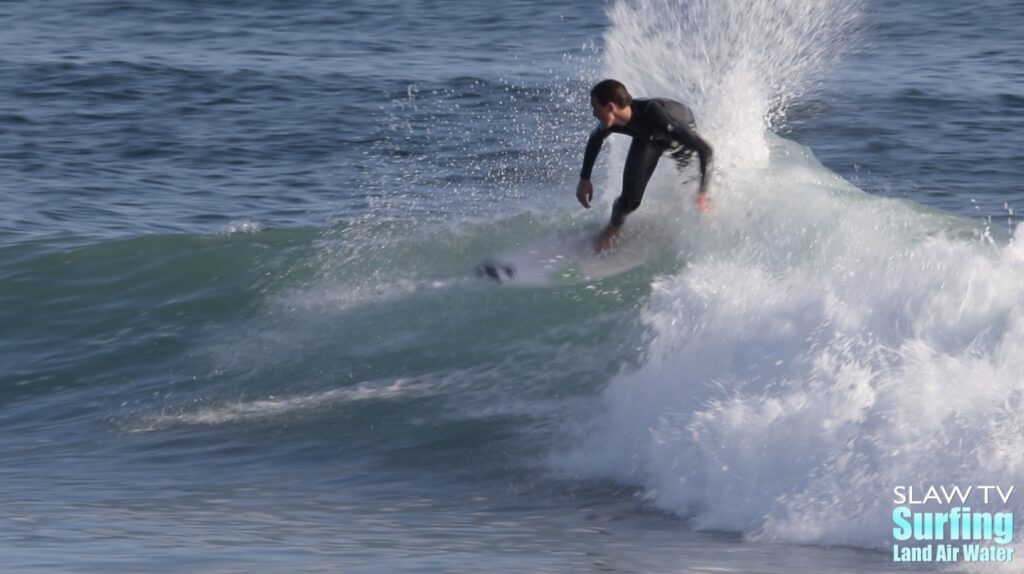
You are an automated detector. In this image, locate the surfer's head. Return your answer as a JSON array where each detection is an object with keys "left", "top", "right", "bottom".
[{"left": 590, "top": 79, "right": 632, "bottom": 128}]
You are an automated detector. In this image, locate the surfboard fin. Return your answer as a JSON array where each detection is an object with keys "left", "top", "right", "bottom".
[{"left": 476, "top": 261, "right": 516, "bottom": 283}]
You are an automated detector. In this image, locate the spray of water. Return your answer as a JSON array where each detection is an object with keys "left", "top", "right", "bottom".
[{"left": 602, "top": 0, "right": 859, "bottom": 166}]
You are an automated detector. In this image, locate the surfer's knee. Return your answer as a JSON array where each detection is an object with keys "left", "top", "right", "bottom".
[{"left": 611, "top": 196, "right": 641, "bottom": 226}]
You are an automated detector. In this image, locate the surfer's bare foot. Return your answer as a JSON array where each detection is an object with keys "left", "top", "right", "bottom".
[{"left": 594, "top": 224, "right": 621, "bottom": 253}]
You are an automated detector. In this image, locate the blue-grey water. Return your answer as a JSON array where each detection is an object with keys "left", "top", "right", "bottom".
[{"left": 2, "top": 1, "right": 1023, "bottom": 573}]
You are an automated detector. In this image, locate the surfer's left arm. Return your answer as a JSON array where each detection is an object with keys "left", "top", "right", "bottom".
[
  {"left": 676, "top": 126, "right": 714, "bottom": 200},
  {"left": 647, "top": 102, "right": 714, "bottom": 205}
]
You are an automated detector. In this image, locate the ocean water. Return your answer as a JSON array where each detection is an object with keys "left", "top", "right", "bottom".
[{"left": 2, "top": 0, "right": 1023, "bottom": 573}]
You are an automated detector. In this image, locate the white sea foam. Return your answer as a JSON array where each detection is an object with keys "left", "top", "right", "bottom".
[
  {"left": 562, "top": 0, "right": 1024, "bottom": 557},
  {"left": 220, "top": 220, "right": 262, "bottom": 235},
  {"left": 135, "top": 378, "right": 435, "bottom": 430}
]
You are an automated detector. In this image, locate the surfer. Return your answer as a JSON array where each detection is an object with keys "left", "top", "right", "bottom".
[{"left": 576, "top": 79, "right": 714, "bottom": 252}]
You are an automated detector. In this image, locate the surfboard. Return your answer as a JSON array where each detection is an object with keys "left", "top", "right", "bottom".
[{"left": 477, "top": 224, "right": 670, "bottom": 286}]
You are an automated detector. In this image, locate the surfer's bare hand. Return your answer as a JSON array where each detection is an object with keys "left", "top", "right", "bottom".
[
  {"left": 696, "top": 192, "right": 711, "bottom": 213},
  {"left": 576, "top": 179, "right": 593, "bottom": 208}
]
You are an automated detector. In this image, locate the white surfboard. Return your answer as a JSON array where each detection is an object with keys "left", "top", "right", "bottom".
[{"left": 477, "top": 224, "right": 671, "bottom": 286}]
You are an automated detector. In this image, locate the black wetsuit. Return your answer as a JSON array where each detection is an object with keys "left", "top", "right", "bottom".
[{"left": 580, "top": 98, "right": 713, "bottom": 225}]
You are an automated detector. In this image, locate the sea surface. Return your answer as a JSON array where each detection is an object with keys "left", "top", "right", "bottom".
[{"left": 2, "top": 1, "right": 1023, "bottom": 572}]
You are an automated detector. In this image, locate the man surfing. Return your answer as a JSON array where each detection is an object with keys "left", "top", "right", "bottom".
[{"left": 577, "top": 79, "right": 714, "bottom": 252}]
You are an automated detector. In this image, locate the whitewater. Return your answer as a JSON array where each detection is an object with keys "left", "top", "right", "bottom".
[{"left": 561, "top": 0, "right": 1024, "bottom": 565}]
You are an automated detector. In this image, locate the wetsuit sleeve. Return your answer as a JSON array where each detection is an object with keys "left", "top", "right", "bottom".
[
  {"left": 674, "top": 123, "right": 714, "bottom": 192},
  {"left": 579, "top": 125, "right": 610, "bottom": 180},
  {"left": 647, "top": 102, "right": 714, "bottom": 190}
]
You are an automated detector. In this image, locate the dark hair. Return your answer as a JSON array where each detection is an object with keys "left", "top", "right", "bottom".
[{"left": 590, "top": 79, "right": 632, "bottom": 107}]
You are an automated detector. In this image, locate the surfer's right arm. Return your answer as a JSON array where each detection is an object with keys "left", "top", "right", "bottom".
[{"left": 577, "top": 125, "right": 610, "bottom": 208}]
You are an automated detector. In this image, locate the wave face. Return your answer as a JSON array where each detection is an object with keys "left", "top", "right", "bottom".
[{"left": 561, "top": 0, "right": 1024, "bottom": 552}]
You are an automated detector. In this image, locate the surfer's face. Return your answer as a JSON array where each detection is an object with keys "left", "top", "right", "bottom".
[{"left": 591, "top": 97, "right": 616, "bottom": 128}]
